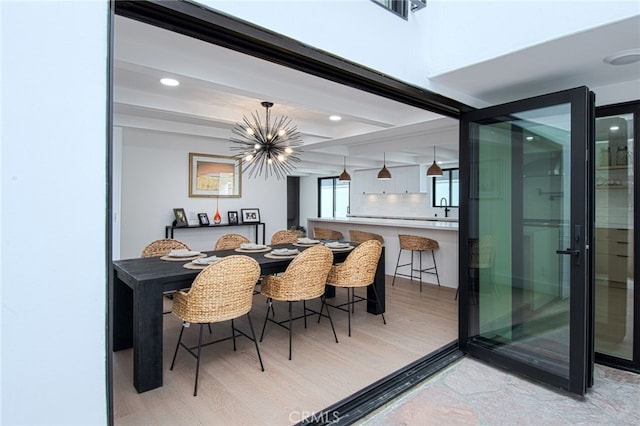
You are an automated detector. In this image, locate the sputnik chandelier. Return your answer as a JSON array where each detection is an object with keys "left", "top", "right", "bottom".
[{"left": 230, "top": 101, "right": 303, "bottom": 180}]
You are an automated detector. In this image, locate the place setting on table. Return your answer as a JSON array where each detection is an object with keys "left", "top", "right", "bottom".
[
  {"left": 264, "top": 247, "right": 300, "bottom": 259},
  {"left": 160, "top": 249, "right": 207, "bottom": 262},
  {"left": 234, "top": 243, "right": 272, "bottom": 253}
]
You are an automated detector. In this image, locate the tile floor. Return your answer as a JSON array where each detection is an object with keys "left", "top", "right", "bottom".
[{"left": 361, "top": 357, "right": 640, "bottom": 425}]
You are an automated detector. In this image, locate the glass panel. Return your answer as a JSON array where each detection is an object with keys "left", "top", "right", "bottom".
[
  {"left": 471, "top": 103, "right": 573, "bottom": 378},
  {"left": 319, "top": 178, "right": 334, "bottom": 217},
  {"left": 451, "top": 169, "right": 460, "bottom": 207},
  {"left": 335, "top": 180, "right": 350, "bottom": 218},
  {"left": 594, "top": 113, "right": 634, "bottom": 360}
]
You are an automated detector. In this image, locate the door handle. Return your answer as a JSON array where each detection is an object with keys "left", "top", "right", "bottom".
[
  {"left": 556, "top": 248, "right": 580, "bottom": 265},
  {"left": 556, "top": 248, "right": 579, "bottom": 256}
]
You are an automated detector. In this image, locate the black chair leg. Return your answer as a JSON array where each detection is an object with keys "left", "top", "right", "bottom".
[
  {"left": 260, "top": 298, "right": 273, "bottom": 342},
  {"left": 193, "top": 324, "right": 204, "bottom": 397},
  {"left": 371, "top": 285, "right": 387, "bottom": 325},
  {"left": 322, "top": 296, "right": 339, "bottom": 343},
  {"left": 303, "top": 300, "right": 307, "bottom": 329},
  {"left": 231, "top": 319, "right": 237, "bottom": 351},
  {"left": 288, "top": 301, "right": 293, "bottom": 360},
  {"left": 245, "top": 313, "right": 264, "bottom": 371},
  {"left": 347, "top": 288, "right": 352, "bottom": 337},
  {"left": 170, "top": 323, "right": 186, "bottom": 370},
  {"left": 432, "top": 250, "right": 440, "bottom": 286},
  {"left": 392, "top": 249, "right": 403, "bottom": 286}
]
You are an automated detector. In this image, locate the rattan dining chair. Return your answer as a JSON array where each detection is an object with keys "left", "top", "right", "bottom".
[
  {"left": 348, "top": 229, "right": 384, "bottom": 245},
  {"left": 141, "top": 238, "right": 191, "bottom": 257},
  {"left": 313, "top": 227, "right": 344, "bottom": 240},
  {"left": 270, "top": 230, "right": 299, "bottom": 245},
  {"left": 321, "top": 240, "right": 385, "bottom": 336},
  {"left": 169, "top": 255, "right": 263, "bottom": 396},
  {"left": 214, "top": 233, "right": 250, "bottom": 250},
  {"left": 259, "top": 244, "right": 338, "bottom": 360}
]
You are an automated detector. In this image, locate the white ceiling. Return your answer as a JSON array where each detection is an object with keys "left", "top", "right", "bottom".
[{"left": 113, "top": 13, "right": 640, "bottom": 176}]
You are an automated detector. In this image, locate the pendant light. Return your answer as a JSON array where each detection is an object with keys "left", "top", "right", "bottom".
[
  {"left": 338, "top": 156, "right": 351, "bottom": 181},
  {"left": 426, "top": 146, "right": 443, "bottom": 177},
  {"left": 377, "top": 152, "right": 391, "bottom": 180}
]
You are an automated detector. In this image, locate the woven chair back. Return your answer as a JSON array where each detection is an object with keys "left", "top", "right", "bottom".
[
  {"left": 265, "top": 245, "right": 333, "bottom": 301},
  {"left": 270, "top": 230, "right": 299, "bottom": 245},
  {"left": 214, "top": 233, "right": 250, "bottom": 250},
  {"left": 313, "top": 227, "right": 344, "bottom": 240},
  {"left": 348, "top": 229, "right": 384, "bottom": 244},
  {"left": 141, "top": 239, "right": 190, "bottom": 258},
  {"left": 326, "top": 240, "right": 382, "bottom": 288},
  {"left": 398, "top": 234, "right": 439, "bottom": 251},
  {"left": 172, "top": 256, "right": 260, "bottom": 324}
]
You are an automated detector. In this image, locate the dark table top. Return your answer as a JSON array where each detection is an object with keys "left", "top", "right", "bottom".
[{"left": 113, "top": 243, "right": 354, "bottom": 293}]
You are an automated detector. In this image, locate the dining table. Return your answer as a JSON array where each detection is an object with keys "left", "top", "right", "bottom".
[{"left": 112, "top": 242, "right": 385, "bottom": 393}]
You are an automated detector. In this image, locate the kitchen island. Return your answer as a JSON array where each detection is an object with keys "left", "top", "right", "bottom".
[{"left": 307, "top": 217, "right": 459, "bottom": 289}]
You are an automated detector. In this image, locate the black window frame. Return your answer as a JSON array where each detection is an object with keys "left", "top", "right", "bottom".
[
  {"left": 317, "top": 176, "right": 350, "bottom": 218},
  {"left": 370, "top": 0, "right": 409, "bottom": 20},
  {"left": 432, "top": 168, "right": 459, "bottom": 208}
]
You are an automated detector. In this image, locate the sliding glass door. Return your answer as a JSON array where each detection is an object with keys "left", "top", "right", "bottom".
[{"left": 459, "top": 87, "right": 594, "bottom": 395}]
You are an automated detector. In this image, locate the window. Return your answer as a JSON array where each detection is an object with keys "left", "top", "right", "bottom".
[
  {"left": 318, "top": 177, "right": 350, "bottom": 218},
  {"left": 432, "top": 168, "right": 459, "bottom": 208},
  {"left": 371, "top": 0, "right": 408, "bottom": 20}
]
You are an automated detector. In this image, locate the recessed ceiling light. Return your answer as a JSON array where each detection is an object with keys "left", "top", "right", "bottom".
[
  {"left": 610, "top": 125, "right": 620, "bottom": 131},
  {"left": 603, "top": 48, "right": 640, "bottom": 66},
  {"left": 329, "top": 115, "right": 342, "bottom": 121},
  {"left": 160, "top": 78, "right": 180, "bottom": 87}
]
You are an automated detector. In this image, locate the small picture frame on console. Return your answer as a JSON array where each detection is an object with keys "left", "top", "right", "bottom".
[
  {"left": 173, "top": 208, "right": 188, "bottom": 227},
  {"left": 228, "top": 211, "right": 239, "bottom": 225},
  {"left": 241, "top": 208, "right": 260, "bottom": 223},
  {"left": 197, "top": 213, "right": 210, "bottom": 226}
]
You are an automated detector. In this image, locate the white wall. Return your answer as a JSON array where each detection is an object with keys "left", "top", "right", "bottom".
[
  {"left": 299, "top": 175, "right": 318, "bottom": 235},
  {"left": 1, "top": 1, "right": 108, "bottom": 424},
  {"left": 119, "top": 128, "right": 288, "bottom": 258}
]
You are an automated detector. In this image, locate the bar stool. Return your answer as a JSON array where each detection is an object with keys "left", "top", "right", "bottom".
[{"left": 392, "top": 234, "right": 440, "bottom": 291}]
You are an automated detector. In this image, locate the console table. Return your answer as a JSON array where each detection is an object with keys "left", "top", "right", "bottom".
[{"left": 165, "top": 222, "right": 266, "bottom": 245}]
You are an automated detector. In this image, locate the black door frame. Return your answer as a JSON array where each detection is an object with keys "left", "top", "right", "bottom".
[
  {"left": 594, "top": 100, "right": 640, "bottom": 374},
  {"left": 108, "top": 1, "right": 470, "bottom": 424},
  {"left": 458, "top": 87, "right": 595, "bottom": 395}
]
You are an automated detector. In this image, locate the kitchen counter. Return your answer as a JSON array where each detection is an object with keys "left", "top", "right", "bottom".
[
  {"left": 319, "top": 216, "right": 458, "bottom": 231},
  {"left": 307, "top": 217, "right": 459, "bottom": 289},
  {"left": 348, "top": 214, "right": 459, "bottom": 223}
]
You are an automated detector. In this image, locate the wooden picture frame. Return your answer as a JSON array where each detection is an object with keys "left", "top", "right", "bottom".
[
  {"left": 241, "top": 208, "right": 260, "bottom": 223},
  {"left": 189, "top": 152, "right": 242, "bottom": 198},
  {"left": 173, "top": 208, "right": 188, "bottom": 227},
  {"left": 197, "top": 213, "right": 210, "bottom": 226},
  {"left": 228, "top": 211, "right": 239, "bottom": 225}
]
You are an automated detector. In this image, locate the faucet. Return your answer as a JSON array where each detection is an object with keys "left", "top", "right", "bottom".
[{"left": 440, "top": 197, "right": 450, "bottom": 218}]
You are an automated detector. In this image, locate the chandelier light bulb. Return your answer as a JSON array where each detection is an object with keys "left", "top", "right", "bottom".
[
  {"left": 254, "top": 143, "right": 261, "bottom": 150},
  {"left": 245, "top": 154, "right": 253, "bottom": 161},
  {"left": 278, "top": 129, "right": 286, "bottom": 137},
  {"left": 246, "top": 127, "right": 254, "bottom": 135},
  {"left": 284, "top": 147, "right": 293, "bottom": 154},
  {"left": 277, "top": 154, "right": 285, "bottom": 161},
  {"left": 267, "top": 158, "right": 273, "bottom": 164}
]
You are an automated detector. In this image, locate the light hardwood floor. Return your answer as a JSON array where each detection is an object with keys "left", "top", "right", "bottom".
[{"left": 113, "top": 275, "right": 458, "bottom": 425}]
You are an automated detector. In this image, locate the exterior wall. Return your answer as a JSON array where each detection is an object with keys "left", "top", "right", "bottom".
[{"left": 1, "top": 1, "right": 109, "bottom": 424}]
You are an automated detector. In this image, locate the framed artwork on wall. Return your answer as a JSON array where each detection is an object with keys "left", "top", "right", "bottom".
[
  {"left": 189, "top": 152, "right": 242, "bottom": 198},
  {"left": 241, "top": 208, "right": 260, "bottom": 223}
]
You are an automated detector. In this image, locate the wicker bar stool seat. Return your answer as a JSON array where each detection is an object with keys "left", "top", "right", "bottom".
[
  {"left": 169, "top": 255, "right": 264, "bottom": 396},
  {"left": 313, "top": 227, "right": 344, "bottom": 240},
  {"left": 392, "top": 234, "right": 440, "bottom": 292},
  {"left": 348, "top": 229, "right": 384, "bottom": 245}
]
